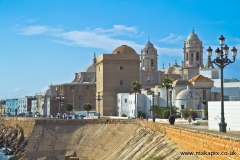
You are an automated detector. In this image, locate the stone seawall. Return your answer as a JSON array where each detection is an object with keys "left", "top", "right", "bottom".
[{"left": 0, "top": 118, "right": 239, "bottom": 160}]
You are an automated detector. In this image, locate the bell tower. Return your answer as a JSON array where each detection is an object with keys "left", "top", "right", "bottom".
[{"left": 183, "top": 30, "right": 204, "bottom": 79}]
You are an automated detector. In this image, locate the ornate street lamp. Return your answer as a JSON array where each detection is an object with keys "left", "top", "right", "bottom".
[
  {"left": 169, "top": 82, "right": 173, "bottom": 116},
  {"left": 152, "top": 91, "right": 155, "bottom": 122},
  {"left": 207, "top": 35, "right": 237, "bottom": 133},
  {"left": 96, "top": 92, "right": 102, "bottom": 119}
]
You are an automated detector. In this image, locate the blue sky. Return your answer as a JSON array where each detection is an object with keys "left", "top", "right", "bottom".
[{"left": 1, "top": 0, "right": 240, "bottom": 99}]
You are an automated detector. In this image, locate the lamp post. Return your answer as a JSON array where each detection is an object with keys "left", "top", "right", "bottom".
[
  {"left": 152, "top": 91, "right": 155, "bottom": 122},
  {"left": 72, "top": 89, "right": 74, "bottom": 109},
  {"left": 96, "top": 92, "right": 102, "bottom": 119},
  {"left": 169, "top": 83, "right": 173, "bottom": 116},
  {"left": 55, "top": 92, "right": 65, "bottom": 119},
  {"left": 207, "top": 35, "right": 237, "bottom": 133}
]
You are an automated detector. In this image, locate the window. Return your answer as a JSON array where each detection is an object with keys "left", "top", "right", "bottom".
[
  {"left": 181, "top": 105, "right": 184, "bottom": 109},
  {"left": 87, "top": 77, "right": 91, "bottom": 82},
  {"left": 120, "top": 66, "right": 123, "bottom": 70},
  {"left": 203, "top": 90, "right": 206, "bottom": 100},
  {"left": 79, "top": 103, "right": 82, "bottom": 109},
  {"left": 214, "top": 93, "right": 217, "bottom": 101},
  {"left": 191, "top": 53, "right": 193, "bottom": 61},
  {"left": 186, "top": 52, "right": 188, "bottom": 61},
  {"left": 158, "top": 92, "right": 160, "bottom": 96},
  {"left": 142, "top": 59, "right": 145, "bottom": 67},
  {"left": 120, "top": 80, "right": 124, "bottom": 86},
  {"left": 196, "top": 52, "right": 199, "bottom": 61},
  {"left": 151, "top": 59, "right": 154, "bottom": 67},
  {"left": 125, "top": 99, "right": 127, "bottom": 103},
  {"left": 79, "top": 95, "right": 83, "bottom": 100},
  {"left": 79, "top": 85, "right": 82, "bottom": 90},
  {"left": 147, "top": 50, "right": 148, "bottom": 53}
]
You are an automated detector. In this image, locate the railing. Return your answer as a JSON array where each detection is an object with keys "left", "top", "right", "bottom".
[{"left": 224, "top": 96, "right": 240, "bottom": 101}]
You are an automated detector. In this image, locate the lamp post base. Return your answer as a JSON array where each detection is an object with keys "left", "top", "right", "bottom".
[{"left": 219, "top": 122, "right": 227, "bottom": 133}]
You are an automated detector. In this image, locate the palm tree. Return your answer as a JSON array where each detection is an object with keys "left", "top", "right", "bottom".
[
  {"left": 161, "top": 77, "right": 173, "bottom": 107},
  {"left": 131, "top": 81, "right": 141, "bottom": 118},
  {"left": 65, "top": 103, "right": 73, "bottom": 117},
  {"left": 84, "top": 103, "right": 92, "bottom": 117}
]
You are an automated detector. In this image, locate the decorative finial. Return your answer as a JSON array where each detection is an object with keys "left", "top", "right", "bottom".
[
  {"left": 148, "top": 33, "right": 150, "bottom": 42},
  {"left": 93, "top": 52, "right": 97, "bottom": 64},
  {"left": 192, "top": 27, "right": 195, "bottom": 33},
  {"left": 175, "top": 59, "right": 177, "bottom": 65},
  {"left": 163, "top": 63, "right": 164, "bottom": 69},
  {"left": 169, "top": 63, "right": 170, "bottom": 67}
]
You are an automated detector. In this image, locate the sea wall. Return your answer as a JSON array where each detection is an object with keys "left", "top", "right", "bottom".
[{"left": 0, "top": 118, "right": 239, "bottom": 160}]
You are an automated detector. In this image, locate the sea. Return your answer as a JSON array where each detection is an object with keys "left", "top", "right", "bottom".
[{"left": 0, "top": 149, "right": 11, "bottom": 160}]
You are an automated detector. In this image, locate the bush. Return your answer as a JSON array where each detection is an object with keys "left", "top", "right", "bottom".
[
  {"left": 121, "top": 114, "right": 127, "bottom": 117},
  {"left": 162, "top": 110, "right": 170, "bottom": 119}
]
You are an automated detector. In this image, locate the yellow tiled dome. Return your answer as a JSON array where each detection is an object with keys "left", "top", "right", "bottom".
[{"left": 112, "top": 45, "right": 137, "bottom": 55}]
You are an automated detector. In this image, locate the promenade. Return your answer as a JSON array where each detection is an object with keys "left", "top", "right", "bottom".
[{"left": 152, "top": 118, "right": 240, "bottom": 137}]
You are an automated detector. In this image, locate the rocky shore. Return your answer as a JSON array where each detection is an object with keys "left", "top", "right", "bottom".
[{"left": 0, "top": 124, "right": 27, "bottom": 158}]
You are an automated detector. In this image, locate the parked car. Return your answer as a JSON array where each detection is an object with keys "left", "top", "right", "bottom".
[
  {"left": 35, "top": 114, "right": 43, "bottom": 118},
  {"left": 46, "top": 115, "right": 53, "bottom": 118}
]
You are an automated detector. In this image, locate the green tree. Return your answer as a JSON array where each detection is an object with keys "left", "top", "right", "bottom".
[
  {"left": 162, "top": 110, "right": 170, "bottom": 119},
  {"left": 161, "top": 77, "right": 173, "bottom": 108},
  {"left": 131, "top": 81, "right": 141, "bottom": 118},
  {"left": 65, "top": 103, "right": 73, "bottom": 116},
  {"left": 84, "top": 103, "right": 92, "bottom": 117},
  {"left": 181, "top": 109, "right": 190, "bottom": 118}
]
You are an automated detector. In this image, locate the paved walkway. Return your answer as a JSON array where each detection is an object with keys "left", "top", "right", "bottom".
[{"left": 145, "top": 118, "right": 240, "bottom": 137}]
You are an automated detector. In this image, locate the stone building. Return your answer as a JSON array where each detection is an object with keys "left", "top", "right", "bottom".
[
  {"left": 96, "top": 45, "right": 140, "bottom": 116},
  {"left": 51, "top": 55, "right": 97, "bottom": 114}
]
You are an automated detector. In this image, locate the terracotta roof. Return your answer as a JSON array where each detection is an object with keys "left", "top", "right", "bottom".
[
  {"left": 172, "top": 79, "right": 191, "bottom": 86},
  {"left": 188, "top": 74, "right": 214, "bottom": 82}
]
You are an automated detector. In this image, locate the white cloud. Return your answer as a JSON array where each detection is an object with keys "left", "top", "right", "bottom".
[
  {"left": 159, "top": 33, "right": 185, "bottom": 43},
  {"left": 18, "top": 25, "right": 183, "bottom": 55},
  {"left": 94, "top": 25, "right": 138, "bottom": 36},
  {"left": 14, "top": 87, "right": 23, "bottom": 92},
  {"left": 20, "top": 25, "right": 49, "bottom": 35}
]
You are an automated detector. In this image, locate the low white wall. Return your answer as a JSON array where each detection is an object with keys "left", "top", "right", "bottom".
[{"left": 208, "top": 101, "right": 240, "bottom": 131}]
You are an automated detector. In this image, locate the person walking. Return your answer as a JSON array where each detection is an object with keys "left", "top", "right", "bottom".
[
  {"left": 168, "top": 115, "right": 175, "bottom": 125},
  {"left": 188, "top": 115, "right": 192, "bottom": 125}
]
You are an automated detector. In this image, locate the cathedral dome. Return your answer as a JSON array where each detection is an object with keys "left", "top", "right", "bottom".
[
  {"left": 144, "top": 41, "right": 154, "bottom": 48},
  {"left": 82, "top": 64, "right": 95, "bottom": 72},
  {"left": 44, "top": 88, "right": 58, "bottom": 98},
  {"left": 112, "top": 45, "right": 137, "bottom": 55},
  {"left": 176, "top": 86, "right": 200, "bottom": 100},
  {"left": 187, "top": 31, "right": 199, "bottom": 41}
]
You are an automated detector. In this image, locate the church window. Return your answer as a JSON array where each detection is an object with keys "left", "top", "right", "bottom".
[
  {"left": 158, "top": 92, "right": 160, "bottom": 96},
  {"left": 79, "top": 103, "right": 82, "bottom": 109},
  {"left": 191, "top": 53, "right": 193, "bottom": 61},
  {"left": 120, "top": 80, "right": 124, "bottom": 86},
  {"left": 79, "top": 95, "right": 83, "bottom": 100},
  {"left": 79, "top": 85, "right": 83, "bottom": 90},
  {"left": 120, "top": 66, "right": 123, "bottom": 70},
  {"left": 196, "top": 52, "right": 199, "bottom": 61},
  {"left": 186, "top": 52, "right": 188, "bottom": 61},
  {"left": 151, "top": 59, "right": 154, "bottom": 67},
  {"left": 143, "top": 59, "right": 145, "bottom": 67},
  {"left": 203, "top": 90, "right": 206, "bottom": 100},
  {"left": 125, "top": 99, "right": 127, "bottom": 103},
  {"left": 87, "top": 77, "right": 91, "bottom": 82}
]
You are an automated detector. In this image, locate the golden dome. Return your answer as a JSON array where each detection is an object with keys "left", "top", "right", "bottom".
[{"left": 112, "top": 45, "right": 137, "bottom": 55}]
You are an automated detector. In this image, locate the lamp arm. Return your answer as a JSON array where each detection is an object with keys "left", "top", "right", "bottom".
[{"left": 222, "top": 58, "right": 236, "bottom": 68}]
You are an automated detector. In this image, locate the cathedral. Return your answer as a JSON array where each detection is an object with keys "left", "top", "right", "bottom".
[{"left": 50, "top": 30, "right": 213, "bottom": 116}]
